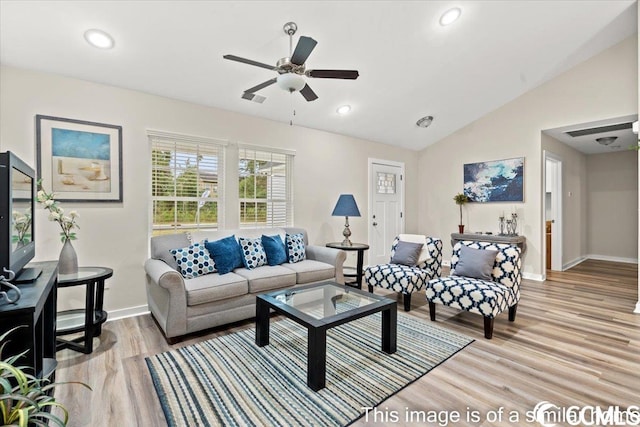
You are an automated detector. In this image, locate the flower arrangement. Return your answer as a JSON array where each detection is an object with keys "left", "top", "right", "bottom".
[
  {"left": 36, "top": 181, "right": 80, "bottom": 242},
  {"left": 12, "top": 209, "right": 31, "bottom": 244}
]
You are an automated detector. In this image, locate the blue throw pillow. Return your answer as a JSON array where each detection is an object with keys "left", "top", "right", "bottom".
[
  {"left": 238, "top": 237, "right": 267, "bottom": 269},
  {"left": 285, "top": 233, "right": 306, "bottom": 263},
  {"left": 204, "top": 235, "right": 243, "bottom": 275},
  {"left": 170, "top": 242, "right": 216, "bottom": 279},
  {"left": 261, "top": 234, "right": 287, "bottom": 266}
]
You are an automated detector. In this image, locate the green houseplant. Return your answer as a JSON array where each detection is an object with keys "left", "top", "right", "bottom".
[
  {"left": 453, "top": 193, "right": 469, "bottom": 233},
  {"left": 0, "top": 327, "right": 90, "bottom": 426}
]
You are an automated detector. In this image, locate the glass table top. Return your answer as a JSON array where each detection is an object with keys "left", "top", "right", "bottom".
[
  {"left": 58, "top": 267, "right": 112, "bottom": 283},
  {"left": 271, "top": 283, "right": 384, "bottom": 320}
]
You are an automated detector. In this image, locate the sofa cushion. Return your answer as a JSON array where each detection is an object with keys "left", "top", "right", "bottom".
[
  {"left": 151, "top": 233, "right": 191, "bottom": 270},
  {"left": 234, "top": 265, "right": 296, "bottom": 293},
  {"left": 453, "top": 245, "right": 498, "bottom": 280},
  {"left": 238, "top": 237, "right": 267, "bottom": 269},
  {"left": 285, "top": 233, "right": 306, "bottom": 263},
  {"left": 170, "top": 242, "right": 216, "bottom": 279},
  {"left": 261, "top": 234, "right": 287, "bottom": 266},
  {"left": 184, "top": 272, "right": 248, "bottom": 306},
  {"left": 390, "top": 241, "right": 423, "bottom": 266},
  {"left": 205, "top": 235, "right": 244, "bottom": 274},
  {"left": 281, "top": 260, "right": 335, "bottom": 284}
]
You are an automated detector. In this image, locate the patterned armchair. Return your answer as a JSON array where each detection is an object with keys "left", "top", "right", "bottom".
[
  {"left": 425, "top": 241, "right": 522, "bottom": 339},
  {"left": 364, "top": 235, "right": 442, "bottom": 311}
]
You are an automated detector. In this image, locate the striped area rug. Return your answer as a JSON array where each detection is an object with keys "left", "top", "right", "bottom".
[{"left": 146, "top": 312, "right": 473, "bottom": 427}]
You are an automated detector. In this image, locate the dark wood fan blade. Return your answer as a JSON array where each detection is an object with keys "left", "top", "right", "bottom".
[
  {"left": 300, "top": 84, "right": 318, "bottom": 102},
  {"left": 223, "top": 54, "right": 276, "bottom": 71},
  {"left": 290, "top": 36, "right": 317, "bottom": 65},
  {"left": 245, "top": 78, "right": 277, "bottom": 94},
  {"left": 307, "top": 69, "right": 359, "bottom": 79}
]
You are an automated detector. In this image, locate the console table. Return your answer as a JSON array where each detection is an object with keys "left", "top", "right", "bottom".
[
  {"left": 0, "top": 261, "right": 58, "bottom": 380},
  {"left": 451, "top": 233, "right": 526, "bottom": 255},
  {"left": 56, "top": 266, "right": 112, "bottom": 354}
]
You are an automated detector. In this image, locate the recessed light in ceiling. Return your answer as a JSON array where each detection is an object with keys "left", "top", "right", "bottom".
[
  {"left": 416, "top": 116, "right": 434, "bottom": 128},
  {"left": 440, "top": 7, "right": 462, "bottom": 26},
  {"left": 336, "top": 105, "right": 351, "bottom": 115},
  {"left": 84, "top": 29, "right": 115, "bottom": 49}
]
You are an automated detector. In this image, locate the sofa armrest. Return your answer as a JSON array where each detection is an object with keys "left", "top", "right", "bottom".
[
  {"left": 144, "top": 258, "right": 188, "bottom": 339},
  {"left": 306, "top": 245, "right": 346, "bottom": 284}
]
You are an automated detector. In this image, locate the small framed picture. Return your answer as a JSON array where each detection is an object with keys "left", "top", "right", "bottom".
[{"left": 36, "top": 115, "right": 123, "bottom": 202}]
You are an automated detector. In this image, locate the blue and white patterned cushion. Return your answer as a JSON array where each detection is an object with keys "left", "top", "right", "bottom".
[
  {"left": 425, "top": 241, "right": 522, "bottom": 318},
  {"left": 238, "top": 237, "right": 267, "bottom": 269},
  {"left": 365, "top": 237, "right": 443, "bottom": 294},
  {"left": 170, "top": 242, "right": 216, "bottom": 279},
  {"left": 285, "top": 233, "right": 306, "bottom": 263}
]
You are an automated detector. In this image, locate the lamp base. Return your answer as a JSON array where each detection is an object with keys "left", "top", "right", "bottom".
[{"left": 342, "top": 216, "right": 352, "bottom": 246}]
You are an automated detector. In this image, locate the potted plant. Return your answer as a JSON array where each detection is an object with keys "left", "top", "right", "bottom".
[
  {"left": 453, "top": 193, "right": 469, "bottom": 233},
  {"left": 0, "top": 327, "right": 90, "bottom": 426}
]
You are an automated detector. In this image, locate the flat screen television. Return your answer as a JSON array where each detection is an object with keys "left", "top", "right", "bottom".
[{"left": 0, "top": 151, "right": 39, "bottom": 283}]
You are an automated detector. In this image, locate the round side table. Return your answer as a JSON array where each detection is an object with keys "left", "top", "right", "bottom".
[
  {"left": 56, "top": 266, "right": 112, "bottom": 354},
  {"left": 325, "top": 242, "right": 369, "bottom": 289}
]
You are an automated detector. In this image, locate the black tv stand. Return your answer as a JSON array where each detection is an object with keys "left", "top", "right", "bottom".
[{"left": 14, "top": 267, "right": 42, "bottom": 284}]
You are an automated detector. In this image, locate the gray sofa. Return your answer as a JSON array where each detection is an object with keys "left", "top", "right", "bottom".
[{"left": 144, "top": 227, "right": 346, "bottom": 342}]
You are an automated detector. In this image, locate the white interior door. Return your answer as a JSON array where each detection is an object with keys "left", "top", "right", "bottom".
[
  {"left": 544, "top": 151, "right": 563, "bottom": 272},
  {"left": 369, "top": 160, "right": 404, "bottom": 265}
]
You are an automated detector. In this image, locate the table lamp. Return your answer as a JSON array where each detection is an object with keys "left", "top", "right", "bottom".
[{"left": 331, "top": 194, "right": 361, "bottom": 246}]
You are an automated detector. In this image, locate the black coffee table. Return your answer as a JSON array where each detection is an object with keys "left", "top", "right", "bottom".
[{"left": 256, "top": 281, "right": 397, "bottom": 391}]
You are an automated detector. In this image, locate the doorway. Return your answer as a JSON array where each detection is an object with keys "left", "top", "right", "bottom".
[
  {"left": 368, "top": 159, "right": 405, "bottom": 265},
  {"left": 543, "top": 151, "right": 563, "bottom": 272}
]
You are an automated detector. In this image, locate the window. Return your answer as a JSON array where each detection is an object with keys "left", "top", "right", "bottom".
[
  {"left": 149, "top": 131, "right": 226, "bottom": 235},
  {"left": 238, "top": 145, "right": 294, "bottom": 228}
]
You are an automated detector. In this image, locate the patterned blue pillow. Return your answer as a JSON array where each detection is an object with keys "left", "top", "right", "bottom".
[
  {"left": 170, "top": 242, "right": 216, "bottom": 279},
  {"left": 285, "top": 233, "right": 306, "bottom": 263},
  {"left": 238, "top": 237, "right": 267, "bottom": 269}
]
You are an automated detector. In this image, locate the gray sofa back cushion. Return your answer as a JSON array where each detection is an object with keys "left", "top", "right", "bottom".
[{"left": 150, "top": 233, "right": 191, "bottom": 270}]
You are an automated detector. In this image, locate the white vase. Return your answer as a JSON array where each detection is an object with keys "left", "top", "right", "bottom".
[{"left": 59, "top": 239, "right": 78, "bottom": 275}]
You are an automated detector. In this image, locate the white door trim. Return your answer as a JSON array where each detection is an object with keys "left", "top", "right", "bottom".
[
  {"left": 368, "top": 158, "right": 405, "bottom": 265},
  {"left": 542, "top": 150, "right": 563, "bottom": 278}
]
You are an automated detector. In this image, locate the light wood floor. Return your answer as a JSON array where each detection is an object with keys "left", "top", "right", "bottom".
[{"left": 54, "top": 259, "right": 640, "bottom": 426}]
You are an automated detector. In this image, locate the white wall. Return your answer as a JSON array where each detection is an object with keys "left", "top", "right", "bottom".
[
  {"left": 587, "top": 151, "right": 638, "bottom": 262},
  {"left": 418, "top": 36, "right": 638, "bottom": 279},
  {"left": 0, "top": 66, "right": 420, "bottom": 315}
]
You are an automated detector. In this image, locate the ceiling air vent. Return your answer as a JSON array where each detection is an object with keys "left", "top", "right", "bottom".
[{"left": 565, "top": 122, "right": 632, "bottom": 137}]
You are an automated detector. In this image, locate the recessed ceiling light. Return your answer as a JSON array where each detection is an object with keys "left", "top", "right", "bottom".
[
  {"left": 336, "top": 105, "right": 351, "bottom": 115},
  {"left": 440, "top": 7, "right": 462, "bottom": 26},
  {"left": 416, "top": 116, "right": 434, "bottom": 128},
  {"left": 84, "top": 29, "right": 115, "bottom": 49}
]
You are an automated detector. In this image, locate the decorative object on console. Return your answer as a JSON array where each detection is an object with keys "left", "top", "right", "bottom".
[
  {"left": 331, "top": 194, "right": 361, "bottom": 246},
  {"left": 498, "top": 212, "right": 519, "bottom": 236},
  {"left": 36, "top": 115, "right": 123, "bottom": 203},
  {"left": 0, "top": 274, "right": 21, "bottom": 304},
  {"left": 453, "top": 193, "right": 469, "bottom": 234},
  {"left": 463, "top": 157, "right": 524, "bottom": 202},
  {"left": 36, "top": 180, "right": 80, "bottom": 275}
]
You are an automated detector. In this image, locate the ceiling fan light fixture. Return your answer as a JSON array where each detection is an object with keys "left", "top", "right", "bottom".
[
  {"left": 596, "top": 136, "right": 618, "bottom": 146},
  {"left": 277, "top": 73, "right": 305, "bottom": 92},
  {"left": 84, "top": 29, "right": 115, "bottom": 49},
  {"left": 416, "top": 116, "right": 434, "bottom": 128},
  {"left": 440, "top": 7, "right": 462, "bottom": 26},
  {"left": 336, "top": 105, "right": 351, "bottom": 115}
]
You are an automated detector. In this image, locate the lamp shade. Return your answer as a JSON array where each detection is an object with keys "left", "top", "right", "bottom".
[{"left": 331, "top": 194, "right": 361, "bottom": 217}]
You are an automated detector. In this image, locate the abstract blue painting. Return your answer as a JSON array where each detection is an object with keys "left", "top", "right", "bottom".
[{"left": 464, "top": 157, "right": 524, "bottom": 202}]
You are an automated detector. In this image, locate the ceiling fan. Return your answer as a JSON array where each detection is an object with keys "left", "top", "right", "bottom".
[{"left": 223, "top": 22, "right": 359, "bottom": 103}]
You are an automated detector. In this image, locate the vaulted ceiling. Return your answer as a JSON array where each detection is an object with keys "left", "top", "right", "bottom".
[{"left": 0, "top": 1, "right": 637, "bottom": 151}]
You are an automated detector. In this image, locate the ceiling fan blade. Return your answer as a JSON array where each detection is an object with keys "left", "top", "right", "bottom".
[
  {"left": 223, "top": 54, "right": 276, "bottom": 71},
  {"left": 290, "top": 36, "right": 317, "bottom": 65},
  {"left": 300, "top": 84, "right": 318, "bottom": 102},
  {"left": 307, "top": 69, "right": 359, "bottom": 79},
  {"left": 244, "top": 78, "right": 277, "bottom": 94}
]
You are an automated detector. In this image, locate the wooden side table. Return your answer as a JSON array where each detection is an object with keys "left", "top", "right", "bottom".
[
  {"left": 56, "top": 266, "right": 112, "bottom": 354},
  {"left": 325, "top": 242, "right": 370, "bottom": 289}
]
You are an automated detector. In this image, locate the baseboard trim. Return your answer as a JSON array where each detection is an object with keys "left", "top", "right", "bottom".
[
  {"left": 563, "top": 257, "right": 587, "bottom": 270},
  {"left": 586, "top": 254, "right": 638, "bottom": 264},
  {"left": 523, "top": 272, "right": 544, "bottom": 282},
  {"left": 106, "top": 304, "right": 149, "bottom": 322},
  {"left": 635, "top": 301, "right": 640, "bottom": 314}
]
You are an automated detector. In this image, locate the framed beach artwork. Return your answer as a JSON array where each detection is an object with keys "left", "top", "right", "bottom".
[
  {"left": 463, "top": 157, "right": 524, "bottom": 202},
  {"left": 36, "top": 115, "right": 123, "bottom": 202}
]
